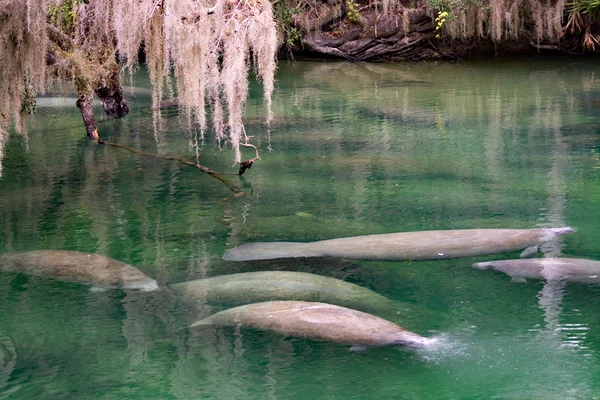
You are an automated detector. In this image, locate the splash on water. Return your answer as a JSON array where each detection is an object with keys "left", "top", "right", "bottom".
[{"left": 411, "top": 333, "right": 468, "bottom": 363}]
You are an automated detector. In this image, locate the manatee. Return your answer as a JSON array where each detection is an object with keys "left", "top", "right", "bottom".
[
  {"left": 169, "top": 271, "right": 399, "bottom": 313},
  {"left": 223, "top": 227, "right": 574, "bottom": 262},
  {"left": 187, "top": 301, "right": 432, "bottom": 351},
  {"left": 0, "top": 250, "right": 159, "bottom": 291},
  {"left": 473, "top": 257, "right": 600, "bottom": 284},
  {"left": 35, "top": 97, "right": 80, "bottom": 108}
]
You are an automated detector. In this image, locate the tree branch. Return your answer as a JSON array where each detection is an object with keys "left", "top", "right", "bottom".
[
  {"left": 47, "top": 23, "right": 74, "bottom": 52},
  {"left": 96, "top": 139, "right": 244, "bottom": 195},
  {"left": 530, "top": 41, "right": 559, "bottom": 51}
]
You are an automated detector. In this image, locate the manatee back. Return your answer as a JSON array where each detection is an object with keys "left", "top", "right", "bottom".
[
  {"left": 223, "top": 228, "right": 573, "bottom": 261},
  {"left": 190, "top": 301, "right": 417, "bottom": 347},
  {"left": 169, "top": 271, "right": 395, "bottom": 312},
  {"left": 397, "top": 228, "right": 570, "bottom": 260},
  {"left": 223, "top": 242, "right": 320, "bottom": 261},
  {"left": 539, "top": 258, "right": 600, "bottom": 282}
]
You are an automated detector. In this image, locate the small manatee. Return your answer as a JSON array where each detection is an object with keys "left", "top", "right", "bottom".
[
  {"left": 0, "top": 250, "right": 159, "bottom": 291},
  {"left": 473, "top": 257, "right": 600, "bottom": 284}
]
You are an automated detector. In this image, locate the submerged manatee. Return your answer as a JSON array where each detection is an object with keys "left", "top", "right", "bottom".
[
  {"left": 169, "top": 271, "right": 399, "bottom": 313},
  {"left": 0, "top": 250, "right": 159, "bottom": 291},
  {"left": 223, "top": 228, "right": 574, "bottom": 262},
  {"left": 188, "top": 301, "right": 432, "bottom": 351},
  {"left": 473, "top": 257, "right": 600, "bottom": 284}
]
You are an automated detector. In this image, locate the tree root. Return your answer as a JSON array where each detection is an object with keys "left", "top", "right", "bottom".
[{"left": 96, "top": 139, "right": 244, "bottom": 196}]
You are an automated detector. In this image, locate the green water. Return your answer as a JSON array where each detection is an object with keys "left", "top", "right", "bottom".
[{"left": 1, "top": 57, "right": 600, "bottom": 399}]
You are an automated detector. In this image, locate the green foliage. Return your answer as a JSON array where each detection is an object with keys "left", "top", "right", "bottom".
[
  {"left": 274, "top": 2, "right": 302, "bottom": 48},
  {"left": 425, "top": 0, "right": 464, "bottom": 38},
  {"left": 48, "top": 0, "right": 78, "bottom": 35},
  {"left": 568, "top": 0, "right": 600, "bottom": 19},
  {"left": 435, "top": 11, "right": 448, "bottom": 38},
  {"left": 425, "top": 0, "right": 489, "bottom": 14},
  {"left": 347, "top": 0, "right": 360, "bottom": 24},
  {"left": 425, "top": 0, "right": 489, "bottom": 38},
  {"left": 426, "top": 0, "right": 462, "bottom": 13}
]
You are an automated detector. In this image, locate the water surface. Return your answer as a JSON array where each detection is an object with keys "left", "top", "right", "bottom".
[{"left": 1, "top": 57, "right": 600, "bottom": 399}]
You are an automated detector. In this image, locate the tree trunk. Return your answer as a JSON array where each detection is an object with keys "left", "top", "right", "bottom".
[
  {"left": 76, "top": 94, "right": 98, "bottom": 140},
  {"left": 95, "top": 82, "right": 129, "bottom": 118}
]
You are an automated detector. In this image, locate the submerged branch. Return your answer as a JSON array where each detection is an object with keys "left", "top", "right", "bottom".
[
  {"left": 530, "top": 41, "right": 559, "bottom": 51},
  {"left": 96, "top": 139, "right": 244, "bottom": 195}
]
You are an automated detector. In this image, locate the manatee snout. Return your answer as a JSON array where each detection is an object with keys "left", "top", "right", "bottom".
[
  {"left": 405, "top": 337, "right": 435, "bottom": 349},
  {"left": 545, "top": 227, "right": 575, "bottom": 241},
  {"left": 390, "top": 332, "right": 434, "bottom": 349},
  {"left": 472, "top": 262, "right": 493, "bottom": 270},
  {"left": 554, "top": 227, "right": 575, "bottom": 235}
]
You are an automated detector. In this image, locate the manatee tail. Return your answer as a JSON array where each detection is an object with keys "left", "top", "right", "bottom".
[
  {"left": 223, "top": 242, "right": 321, "bottom": 262},
  {"left": 180, "top": 318, "right": 215, "bottom": 331},
  {"left": 138, "top": 280, "right": 160, "bottom": 292},
  {"left": 186, "top": 320, "right": 212, "bottom": 329}
]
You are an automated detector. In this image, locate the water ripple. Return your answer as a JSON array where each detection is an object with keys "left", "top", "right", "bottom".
[{"left": 0, "top": 332, "right": 16, "bottom": 390}]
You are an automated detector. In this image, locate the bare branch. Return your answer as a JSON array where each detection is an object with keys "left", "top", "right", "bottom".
[
  {"left": 96, "top": 138, "right": 244, "bottom": 194},
  {"left": 529, "top": 41, "right": 558, "bottom": 51}
]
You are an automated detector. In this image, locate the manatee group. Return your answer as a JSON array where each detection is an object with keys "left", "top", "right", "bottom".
[
  {"left": 0, "top": 250, "right": 159, "bottom": 291},
  {"left": 187, "top": 300, "right": 432, "bottom": 351},
  {"left": 223, "top": 227, "right": 574, "bottom": 262},
  {"left": 1, "top": 223, "right": 586, "bottom": 355}
]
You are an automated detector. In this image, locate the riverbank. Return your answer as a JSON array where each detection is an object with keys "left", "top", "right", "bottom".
[{"left": 285, "top": 6, "right": 600, "bottom": 61}]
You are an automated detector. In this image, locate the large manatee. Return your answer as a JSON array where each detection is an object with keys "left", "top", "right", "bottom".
[
  {"left": 473, "top": 257, "right": 600, "bottom": 284},
  {"left": 0, "top": 250, "right": 159, "bottom": 291},
  {"left": 169, "top": 271, "right": 400, "bottom": 313},
  {"left": 223, "top": 227, "right": 574, "bottom": 262},
  {"left": 187, "top": 301, "right": 432, "bottom": 351}
]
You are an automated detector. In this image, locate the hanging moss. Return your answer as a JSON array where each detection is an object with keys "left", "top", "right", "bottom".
[
  {"left": 0, "top": 0, "right": 279, "bottom": 171},
  {"left": 112, "top": 0, "right": 278, "bottom": 164},
  {"left": 427, "top": 0, "right": 566, "bottom": 43}
]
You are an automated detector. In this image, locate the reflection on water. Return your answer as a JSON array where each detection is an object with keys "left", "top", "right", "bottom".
[
  {"left": 530, "top": 91, "right": 574, "bottom": 352},
  {"left": 1, "top": 57, "right": 600, "bottom": 398},
  {"left": 537, "top": 280, "right": 566, "bottom": 336},
  {"left": 0, "top": 333, "right": 16, "bottom": 393}
]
